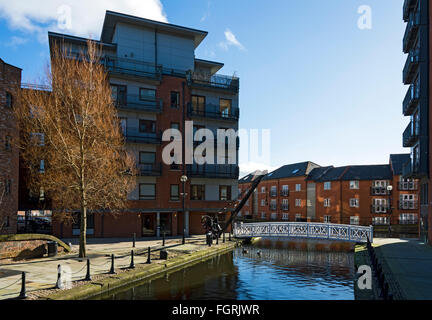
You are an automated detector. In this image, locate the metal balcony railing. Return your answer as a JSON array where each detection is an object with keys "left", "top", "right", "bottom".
[
  {"left": 403, "top": 49, "right": 420, "bottom": 84},
  {"left": 280, "top": 190, "right": 290, "bottom": 197},
  {"left": 101, "top": 55, "right": 162, "bottom": 81},
  {"left": 187, "top": 103, "right": 239, "bottom": 121},
  {"left": 370, "top": 187, "right": 391, "bottom": 196},
  {"left": 402, "top": 84, "right": 419, "bottom": 116},
  {"left": 403, "top": 121, "right": 419, "bottom": 148},
  {"left": 187, "top": 164, "right": 239, "bottom": 179},
  {"left": 403, "top": 0, "right": 418, "bottom": 22},
  {"left": 114, "top": 95, "right": 163, "bottom": 113},
  {"left": 124, "top": 131, "right": 162, "bottom": 145},
  {"left": 398, "top": 200, "right": 418, "bottom": 210},
  {"left": 269, "top": 190, "right": 277, "bottom": 197},
  {"left": 398, "top": 180, "right": 418, "bottom": 190},
  {"left": 138, "top": 163, "right": 162, "bottom": 176},
  {"left": 186, "top": 71, "right": 239, "bottom": 93},
  {"left": 371, "top": 205, "right": 391, "bottom": 214},
  {"left": 403, "top": 11, "right": 420, "bottom": 53}
]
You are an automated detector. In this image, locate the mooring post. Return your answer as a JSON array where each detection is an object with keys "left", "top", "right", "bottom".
[
  {"left": 182, "top": 228, "right": 185, "bottom": 245},
  {"left": 229, "top": 231, "right": 231, "bottom": 241},
  {"left": 130, "top": 250, "right": 135, "bottom": 269},
  {"left": 133, "top": 233, "right": 136, "bottom": 248},
  {"left": 223, "top": 232, "right": 225, "bottom": 243},
  {"left": 162, "top": 231, "right": 165, "bottom": 247},
  {"left": 109, "top": 254, "right": 115, "bottom": 274},
  {"left": 146, "top": 247, "right": 151, "bottom": 264},
  {"left": 85, "top": 258, "right": 91, "bottom": 281},
  {"left": 216, "top": 234, "right": 219, "bottom": 245},
  {"left": 55, "top": 264, "right": 63, "bottom": 289},
  {"left": 18, "top": 272, "right": 27, "bottom": 299}
]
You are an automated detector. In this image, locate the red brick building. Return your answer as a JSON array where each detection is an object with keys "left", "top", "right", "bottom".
[
  {"left": 239, "top": 155, "right": 419, "bottom": 230},
  {"left": 29, "top": 11, "right": 240, "bottom": 238},
  {"left": 0, "top": 58, "right": 21, "bottom": 234}
]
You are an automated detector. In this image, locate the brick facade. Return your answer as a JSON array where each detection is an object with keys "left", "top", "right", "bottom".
[{"left": 0, "top": 59, "right": 21, "bottom": 235}]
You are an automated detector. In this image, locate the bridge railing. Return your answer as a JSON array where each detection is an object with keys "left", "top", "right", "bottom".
[{"left": 233, "top": 222, "right": 373, "bottom": 243}]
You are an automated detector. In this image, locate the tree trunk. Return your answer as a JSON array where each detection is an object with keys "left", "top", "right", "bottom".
[{"left": 79, "top": 206, "right": 87, "bottom": 258}]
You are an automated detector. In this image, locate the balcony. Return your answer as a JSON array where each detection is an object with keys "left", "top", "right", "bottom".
[
  {"left": 398, "top": 200, "right": 418, "bottom": 210},
  {"left": 403, "top": 49, "right": 420, "bottom": 84},
  {"left": 402, "top": 84, "right": 419, "bottom": 116},
  {"left": 403, "top": 0, "right": 418, "bottom": 22},
  {"left": 403, "top": 121, "right": 419, "bottom": 147},
  {"left": 187, "top": 164, "right": 239, "bottom": 179},
  {"left": 114, "top": 95, "right": 163, "bottom": 113},
  {"left": 269, "top": 190, "right": 277, "bottom": 197},
  {"left": 124, "top": 131, "right": 162, "bottom": 145},
  {"left": 138, "top": 163, "right": 162, "bottom": 176},
  {"left": 186, "top": 71, "right": 239, "bottom": 93},
  {"left": 281, "top": 203, "right": 289, "bottom": 211},
  {"left": 371, "top": 205, "right": 390, "bottom": 214},
  {"left": 187, "top": 103, "right": 239, "bottom": 122},
  {"left": 102, "top": 56, "right": 162, "bottom": 81},
  {"left": 280, "top": 190, "right": 290, "bottom": 197},
  {"left": 370, "top": 187, "right": 390, "bottom": 196},
  {"left": 403, "top": 11, "right": 420, "bottom": 53}
]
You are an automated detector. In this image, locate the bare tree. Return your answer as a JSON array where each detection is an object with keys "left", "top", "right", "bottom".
[{"left": 15, "top": 40, "right": 136, "bottom": 257}]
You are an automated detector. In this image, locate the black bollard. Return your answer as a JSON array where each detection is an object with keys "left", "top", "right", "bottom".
[
  {"left": 18, "top": 272, "right": 27, "bottom": 299},
  {"left": 162, "top": 231, "right": 166, "bottom": 247},
  {"left": 228, "top": 231, "right": 231, "bottom": 241},
  {"left": 109, "top": 254, "right": 116, "bottom": 274},
  {"left": 223, "top": 232, "right": 225, "bottom": 243},
  {"left": 182, "top": 228, "right": 186, "bottom": 245},
  {"left": 146, "top": 247, "right": 151, "bottom": 264},
  {"left": 216, "top": 234, "right": 219, "bottom": 245},
  {"left": 133, "top": 233, "right": 136, "bottom": 248},
  {"left": 85, "top": 259, "right": 91, "bottom": 281},
  {"left": 129, "top": 250, "right": 135, "bottom": 269},
  {"left": 55, "top": 264, "right": 63, "bottom": 289}
]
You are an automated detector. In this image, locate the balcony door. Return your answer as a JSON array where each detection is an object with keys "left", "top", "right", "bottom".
[
  {"left": 142, "top": 213, "right": 156, "bottom": 237},
  {"left": 220, "top": 99, "right": 231, "bottom": 117},
  {"left": 192, "top": 95, "right": 205, "bottom": 115},
  {"left": 111, "top": 84, "right": 127, "bottom": 105}
]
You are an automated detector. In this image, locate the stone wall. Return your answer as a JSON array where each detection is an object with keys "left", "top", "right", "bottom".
[{"left": 0, "top": 239, "right": 64, "bottom": 260}]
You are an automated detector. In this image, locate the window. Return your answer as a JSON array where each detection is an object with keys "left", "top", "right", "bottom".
[
  {"left": 139, "top": 152, "right": 156, "bottom": 164},
  {"left": 171, "top": 122, "right": 180, "bottom": 130},
  {"left": 110, "top": 84, "right": 126, "bottom": 105},
  {"left": 324, "top": 198, "right": 331, "bottom": 207},
  {"left": 324, "top": 182, "right": 331, "bottom": 190},
  {"left": 191, "top": 95, "right": 205, "bottom": 114},
  {"left": 4, "top": 216, "right": 10, "bottom": 228},
  {"left": 271, "top": 213, "right": 277, "bottom": 220},
  {"left": 372, "top": 217, "right": 390, "bottom": 225},
  {"left": 295, "top": 199, "right": 301, "bottom": 207},
  {"left": 220, "top": 99, "right": 232, "bottom": 117},
  {"left": 170, "top": 91, "right": 180, "bottom": 108},
  {"left": 399, "top": 194, "right": 417, "bottom": 209},
  {"left": 281, "top": 185, "right": 289, "bottom": 196},
  {"left": 373, "top": 199, "right": 388, "bottom": 213},
  {"left": 3, "top": 135, "right": 11, "bottom": 151},
  {"left": 295, "top": 184, "right": 301, "bottom": 191},
  {"left": 261, "top": 186, "right": 266, "bottom": 193},
  {"left": 295, "top": 214, "right": 302, "bottom": 222},
  {"left": 324, "top": 215, "right": 331, "bottom": 223},
  {"left": 282, "top": 213, "right": 289, "bottom": 220},
  {"left": 270, "top": 186, "right": 277, "bottom": 197},
  {"left": 282, "top": 199, "right": 289, "bottom": 210},
  {"left": 349, "top": 198, "right": 359, "bottom": 208},
  {"left": 6, "top": 92, "right": 12, "bottom": 108},
  {"left": 350, "top": 181, "right": 359, "bottom": 189},
  {"left": 119, "top": 118, "right": 127, "bottom": 135},
  {"left": 399, "top": 213, "right": 418, "bottom": 224},
  {"left": 350, "top": 216, "right": 360, "bottom": 225},
  {"left": 139, "top": 88, "right": 156, "bottom": 101},
  {"left": 170, "top": 185, "right": 179, "bottom": 201},
  {"left": 139, "top": 184, "right": 156, "bottom": 200},
  {"left": 191, "top": 185, "right": 205, "bottom": 200},
  {"left": 261, "top": 212, "right": 266, "bottom": 219},
  {"left": 219, "top": 185, "right": 231, "bottom": 201},
  {"left": 139, "top": 120, "right": 156, "bottom": 133},
  {"left": 270, "top": 199, "right": 277, "bottom": 210},
  {"left": 261, "top": 199, "right": 266, "bottom": 207},
  {"left": 40, "top": 160, "right": 45, "bottom": 173}
]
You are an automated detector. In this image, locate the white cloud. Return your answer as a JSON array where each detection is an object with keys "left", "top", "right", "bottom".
[
  {"left": 200, "top": 0, "right": 211, "bottom": 22},
  {"left": 219, "top": 28, "right": 246, "bottom": 51},
  {"left": 0, "top": 0, "right": 167, "bottom": 42},
  {"left": 239, "top": 162, "right": 277, "bottom": 178},
  {"left": 5, "top": 36, "right": 28, "bottom": 48}
]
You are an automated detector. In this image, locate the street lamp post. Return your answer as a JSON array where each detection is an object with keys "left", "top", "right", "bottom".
[
  {"left": 387, "top": 185, "right": 393, "bottom": 235},
  {"left": 180, "top": 175, "right": 188, "bottom": 244}
]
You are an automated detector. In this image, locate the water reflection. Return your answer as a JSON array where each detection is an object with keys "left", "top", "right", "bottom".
[{"left": 103, "top": 240, "right": 354, "bottom": 300}]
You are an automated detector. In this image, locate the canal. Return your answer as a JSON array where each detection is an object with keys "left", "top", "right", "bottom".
[{"left": 96, "top": 239, "right": 355, "bottom": 300}]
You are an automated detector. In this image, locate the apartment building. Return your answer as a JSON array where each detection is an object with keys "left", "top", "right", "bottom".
[
  {"left": 402, "top": 0, "right": 431, "bottom": 243},
  {"left": 44, "top": 11, "right": 239, "bottom": 238},
  {"left": 0, "top": 58, "right": 21, "bottom": 235},
  {"left": 238, "top": 155, "right": 419, "bottom": 230}
]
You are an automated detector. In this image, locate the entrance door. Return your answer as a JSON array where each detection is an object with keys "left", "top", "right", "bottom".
[{"left": 142, "top": 214, "right": 156, "bottom": 237}]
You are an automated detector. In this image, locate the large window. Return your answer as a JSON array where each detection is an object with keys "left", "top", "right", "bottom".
[
  {"left": 171, "top": 91, "right": 180, "bottom": 108},
  {"left": 349, "top": 198, "right": 359, "bottom": 208},
  {"left": 191, "top": 185, "right": 205, "bottom": 200},
  {"left": 139, "top": 120, "right": 156, "bottom": 133},
  {"left": 324, "top": 198, "right": 331, "bottom": 207},
  {"left": 111, "top": 84, "right": 126, "bottom": 105},
  {"left": 6, "top": 92, "right": 12, "bottom": 108},
  {"left": 219, "top": 185, "right": 231, "bottom": 201},
  {"left": 350, "top": 181, "right": 359, "bottom": 189},
  {"left": 324, "top": 182, "right": 331, "bottom": 190},
  {"left": 350, "top": 216, "right": 360, "bottom": 225},
  {"left": 220, "top": 99, "right": 232, "bottom": 117},
  {"left": 170, "top": 185, "right": 179, "bottom": 201},
  {"left": 192, "top": 95, "right": 205, "bottom": 113},
  {"left": 295, "top": 184, "right": 301, "bottom": 191},
  {"left": 139, "top": 88, "right": 156, "bottom": 101},
  {"left": 139, "top": 152, "right": 156, "bottom": 164},
  {"left": 139, "top": 184, "right": 156, "bottom": 200}
]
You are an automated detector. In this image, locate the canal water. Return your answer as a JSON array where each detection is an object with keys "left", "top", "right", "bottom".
[{"left": 98, "top": 239, "right": 355, "bottom": 300}]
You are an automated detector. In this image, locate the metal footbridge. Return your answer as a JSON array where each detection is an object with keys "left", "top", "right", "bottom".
[{"left": 233, "top": 222, "right": 373, "bottom": 243}]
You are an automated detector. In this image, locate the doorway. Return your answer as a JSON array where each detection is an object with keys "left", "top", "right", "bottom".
[{"left": 142, "top": 213, "right": 156, "bottom": 237}]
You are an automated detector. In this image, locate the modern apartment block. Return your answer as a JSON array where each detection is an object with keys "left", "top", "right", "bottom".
[
  {"left": 46, "top": 11, "right": 239, "bottom": 238},
  {"left": 402, "top": 0, "right": 431, "bottom": 243},
  {"left": 0, "top": 58, "right": 21, "bottom": 235},
  {"left": 238, "top": 155, "right": 420, "bottom": 230}
]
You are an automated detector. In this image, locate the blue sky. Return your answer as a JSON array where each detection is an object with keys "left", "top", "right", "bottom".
[{"left": 0, "top": 0, "right": 407, "bottom": 175}]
